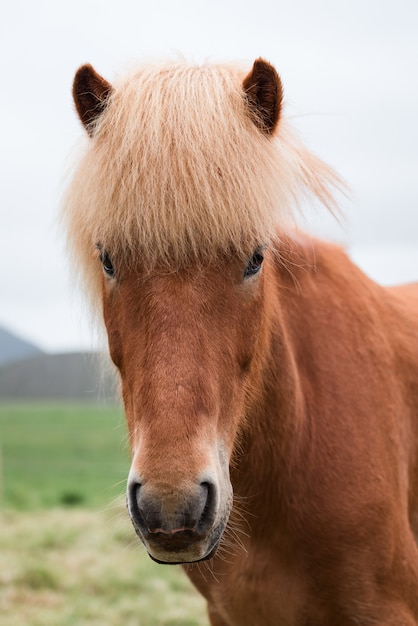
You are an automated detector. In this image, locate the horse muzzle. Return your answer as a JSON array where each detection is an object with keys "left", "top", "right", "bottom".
[{"left": 127, "top": 473, "right": 228, "bottom": 563}]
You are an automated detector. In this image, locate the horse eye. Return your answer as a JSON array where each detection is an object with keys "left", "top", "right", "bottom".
[
  {"left": 244, "top": 248, "right": 264, "bottom": 278},
  {"left": 99, "top": 250, "right": 115, "bottom": 277}
]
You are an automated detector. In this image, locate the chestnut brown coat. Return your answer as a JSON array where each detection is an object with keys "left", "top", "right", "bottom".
[{"left": 65, "top": 57, "right": 418, "bottom": 625}]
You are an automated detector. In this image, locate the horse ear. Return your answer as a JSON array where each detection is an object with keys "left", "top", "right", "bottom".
[
  {"left": 243, "top": 59, "right": 283, "bottom": 135},
  {"left": 72, "top": 64, "right": 113, "bottom": 136}
]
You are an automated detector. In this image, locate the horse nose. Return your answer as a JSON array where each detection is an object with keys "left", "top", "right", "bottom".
[{"left": 127, "top": 479, "right": 218, "bottom": 536}]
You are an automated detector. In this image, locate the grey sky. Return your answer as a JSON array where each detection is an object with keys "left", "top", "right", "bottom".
[{"left": 1, "top": 0, "right": 417, "bottom": 351}]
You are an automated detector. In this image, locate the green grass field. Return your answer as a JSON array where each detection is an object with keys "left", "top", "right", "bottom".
[
  {"left": 0, "top": 403, "right": 129, "bottom": 509},
  {"left": 0, "top": 403, "right": 208, "bottom": 625}
]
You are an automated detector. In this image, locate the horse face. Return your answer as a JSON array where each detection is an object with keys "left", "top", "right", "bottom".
[{"left": 101, "top": 250, "right": 266, "bottom": 563}]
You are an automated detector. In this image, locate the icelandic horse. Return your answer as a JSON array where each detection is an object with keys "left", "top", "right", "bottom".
[{"left": 63, "top": 57, "right": 418, "bottom": 624}]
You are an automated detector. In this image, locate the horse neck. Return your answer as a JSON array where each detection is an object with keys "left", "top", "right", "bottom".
[{"left": 230, "top": 232, "right": 388, "bottom": 516}]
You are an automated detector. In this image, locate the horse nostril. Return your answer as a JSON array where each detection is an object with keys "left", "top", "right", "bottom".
[
  {"left": 127, "top": 480, "right": 145, "bottom": 528},
  {"left": 128, "top": 480, "right": 141, "bottom": 505},
  {"left": 197, "top": 480, "right": 217, "bottom": 533}
]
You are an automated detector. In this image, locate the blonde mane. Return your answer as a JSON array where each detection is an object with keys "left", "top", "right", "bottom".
[{"left": 63, "top": 59, "right": 341, "bottom": 303}]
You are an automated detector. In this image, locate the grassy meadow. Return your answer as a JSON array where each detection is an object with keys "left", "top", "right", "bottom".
[
  {"left": 0, "top": 403, "right": 128, "bottom": 509},
  {"left": 0, "top": 403, "right": 208, "bottom": 625}
]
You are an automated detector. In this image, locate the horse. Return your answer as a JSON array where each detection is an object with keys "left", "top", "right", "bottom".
[{"left": 63, "top": 57, "right": 418, "bottom": 624}]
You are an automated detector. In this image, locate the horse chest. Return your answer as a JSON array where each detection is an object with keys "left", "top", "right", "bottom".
[{"left": 186, "top": 547, "right": 310, "bottom": 626}]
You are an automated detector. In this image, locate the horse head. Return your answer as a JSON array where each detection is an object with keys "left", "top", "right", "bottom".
[{"left": 70, "top": 59, "right": 280, "bottom": 563}]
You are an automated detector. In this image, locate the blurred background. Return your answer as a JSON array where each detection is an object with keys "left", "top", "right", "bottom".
[{"left": 0, "top": 1, "right": 417, "bottom": 624}]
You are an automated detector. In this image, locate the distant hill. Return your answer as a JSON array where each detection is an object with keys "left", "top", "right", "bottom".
[
  {"left": 0, "top": 352, "right": 118, "bottom": 402},
  {"left": 0, "top": 326, "right": 44, "bottom": 366}
]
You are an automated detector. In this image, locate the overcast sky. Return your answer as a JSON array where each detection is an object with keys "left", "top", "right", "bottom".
[{"left": 1, "top": 0, "right": 417, "bottom": 352}]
